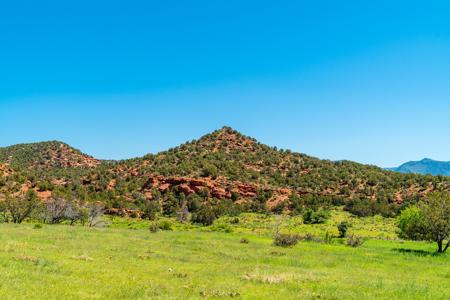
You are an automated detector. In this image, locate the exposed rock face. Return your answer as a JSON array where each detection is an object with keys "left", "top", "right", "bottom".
[
  {"left": 142, "top": 175, "right": 255, "bottom": 199},
  {"left": 0, "top": 163, "right": 13, "bottom": 177},
  {"left": 141, "top": 174, "right": 295, "bottom": 209}
]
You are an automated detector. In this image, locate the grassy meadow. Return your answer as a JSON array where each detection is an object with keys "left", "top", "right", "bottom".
[{"left": 0, "top": 211, "right": 448, "bottom": 299}]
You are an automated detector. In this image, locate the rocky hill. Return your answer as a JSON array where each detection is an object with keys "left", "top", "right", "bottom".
[
  {"left": 0, "top": 141, "right": 101, "bottom": 169},
  {"left": 0, "top": 127, "right": 448, "bottom": 217}
]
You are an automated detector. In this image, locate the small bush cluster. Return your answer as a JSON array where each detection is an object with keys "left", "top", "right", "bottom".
[
  {"left": 240, "top": 238, "right": 249, "bottom": 244},
  {"left": 273, "top": 233, "right": 300, "bottom": 247},
  {"left": 346, "top": 234, "right": 364, "bottom": 247},
  {"left": 150, "top": 220, "right": 173, "bottom": 232}
]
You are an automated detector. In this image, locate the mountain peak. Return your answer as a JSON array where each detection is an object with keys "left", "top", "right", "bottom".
[
  {"left": 421, "top": 158, "right": 434, "bottom": 162},
  {"left": 390, "top": 158, "right": 450, "bottom": 176},
  {"left": 196, "top": 126, "right": 258, "bottom": 153}
]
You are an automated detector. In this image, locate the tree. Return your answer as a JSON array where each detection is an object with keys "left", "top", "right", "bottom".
[
  {"left": 397, "top": 206, "right": 428, "bottom": 240},
  {"left": 4, "top": 191, "right": 39, "bottom": 223},
  {"left": 201, "top": 164, "right": 218, "bottom": 179},
  {"left": 419, "top": 192, "right": 450, "bottom": 253},
  {"left": 176, "top": 201, "right": 190, "bottom": 223},
  {"left": 80, "top": 203, "right": 105, "bottom": 227},
  {"left": 162, "top": 193, "right": 179, "bottom": 217},
  {"left": 398, "top": 192, "right": 450, "bottom": 253},
  {"left": 44, "top": 197, "right": 75, "bottom": 224}
]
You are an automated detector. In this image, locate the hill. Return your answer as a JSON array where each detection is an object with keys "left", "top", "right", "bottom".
[
  {"left": 388, "top": 158, "right": 450, "bottom": 176},
  {"left": 0, "top": 127, "right": 448, "bottom": 217},
  {"left": 0, "top": 141, "right": 101, "bottom": 169}
]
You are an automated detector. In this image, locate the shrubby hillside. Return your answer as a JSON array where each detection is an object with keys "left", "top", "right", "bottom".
[{"left": 1, "top": 127, "right": 448, "bottom": 218}]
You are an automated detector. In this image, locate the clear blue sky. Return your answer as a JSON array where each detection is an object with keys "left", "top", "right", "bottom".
[{"left": 1, "top": 1, "right": 450, "bottom": 167}]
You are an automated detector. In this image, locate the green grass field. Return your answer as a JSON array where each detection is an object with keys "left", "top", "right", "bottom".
[{"left": 0, "top": 213, "right": 448, "bottom": 299}]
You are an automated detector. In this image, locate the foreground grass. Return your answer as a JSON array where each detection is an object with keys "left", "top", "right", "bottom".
[{"left": 0, "top": 222, "right": 448, "bottom": 299}]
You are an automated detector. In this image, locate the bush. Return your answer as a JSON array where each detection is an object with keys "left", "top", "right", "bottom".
[
  {"left": 157, "top": 220, "right": 173, "bottom": 231},
  {"left": 273, "top": 233, "right": 300, "bottom": 247},
  {"left": 33, "top": 223, "right": 43, "bottom": 229},
  {"left": 346, "top": 234, "right": 364, "bottom": 247},
  {"left": 201, "top": 164, "right": 218, "bottom": 179},
  {"left": 211, "top": 224, "right": 233, "bottom": 233},
  {"left": 43, "top": 197, "right": 80, "bottom": 225},
  {"left": 240, "top": 238, "right": 249, "bottom": 244},
  {"left": 149, "top": 223, "right": 159, "bottom": 233},
  {"left": 191, "top": 204, "right": 216, "bottom": 226},
  {"left": 230, "top": 217, "right": 240, "bottom": 224},
  {"left": 337, "top": 221, "right": 349, "bottom": 238},
  {"left": 301, "top": 233, "right": 323, "bottom": 243},
  {"left": 344, "top": 198, "right": 397, "bottom": 218},
  {"left": 302, "top": 233, "right": 317, "bottom": 242},
  {"left": 303, "top": 209, "right": 330, "bottom": 224}
]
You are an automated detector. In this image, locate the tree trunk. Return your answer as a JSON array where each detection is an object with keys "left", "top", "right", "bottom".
[
  {"left": 443, "top": 241, "right": 450, "bottom": 253},
  {"left": 437, "top": 240, "right": 443, "bottom": 253}
]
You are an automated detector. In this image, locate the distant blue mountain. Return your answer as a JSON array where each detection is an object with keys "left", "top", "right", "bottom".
[{"left": 387, "top": 158, "right": 450, "bottom": 176}]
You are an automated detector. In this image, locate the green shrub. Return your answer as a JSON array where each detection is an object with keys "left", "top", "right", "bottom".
[
  {"left": 33, "top": 223, "right": 43, "bottom": 229},
  {"left": 211, "top": 224, "right": 233, "bottom": 233},
  {"left": 149, "top": 223, "right": 159, "bottom": 233},
  {"left": 303, "top": 209, "right": 330, "bottom": 224},
  {"left": 273, "top": 233, "right": 300, "bottom": 247},
  {"left": 157, "top": 220, "right": 173, "bottom": 231},
  {"left": 337, "top": 221, "right": 349, "bottom": 238},
  {"left": 230, "top": 217, "right": 240, "bottom": 224},
  {"left": 142, "top": 200, "right": 161, "bottom": 221},
  {"left": 191, "top": 205, "right": 216, "bottom": 226}
]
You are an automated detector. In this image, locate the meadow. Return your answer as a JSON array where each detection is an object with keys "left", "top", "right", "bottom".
[{"left": 0, "top": 211, "right": 448, "bottom": 300}]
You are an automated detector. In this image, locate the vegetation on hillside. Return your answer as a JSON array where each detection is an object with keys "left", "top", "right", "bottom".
[{"left": 1, "top": 127, "right": 449, "bottom": 220}]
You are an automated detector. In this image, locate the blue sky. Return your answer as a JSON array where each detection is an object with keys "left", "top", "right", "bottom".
[{"left": 1, "top": 1, "right": 450, "bottom": 167}]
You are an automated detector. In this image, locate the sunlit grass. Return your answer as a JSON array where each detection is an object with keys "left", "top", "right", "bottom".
[{"left": 0, "top": 211, "right": 447, "bottom": 299}]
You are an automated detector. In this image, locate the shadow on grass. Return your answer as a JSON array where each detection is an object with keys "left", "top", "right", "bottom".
[{"left": 392, "top": 248, "right": 438, "bottom": 257}]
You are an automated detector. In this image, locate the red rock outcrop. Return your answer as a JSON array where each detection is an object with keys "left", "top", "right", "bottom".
[
  {"left": 0, "top": 164, "right": 13, "bottom": 177},
  {"left": 140, "top": 174, "right": 297, "bottom": 210}
]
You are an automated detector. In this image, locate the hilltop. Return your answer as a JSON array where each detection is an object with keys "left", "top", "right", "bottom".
[
  {"left": 0, "top": 141, "right": 101, "bottom": 169},
  {"left": 0, "top": 127, "right": 448, "bottom": 217}
]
